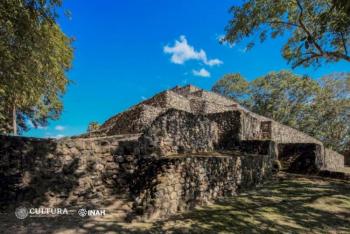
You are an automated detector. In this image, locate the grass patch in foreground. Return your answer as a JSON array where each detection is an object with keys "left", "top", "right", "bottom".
[{"left": 121, "top": 173, "right": 350, "bottom": 233}]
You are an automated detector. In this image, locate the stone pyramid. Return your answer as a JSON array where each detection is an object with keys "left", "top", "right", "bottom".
[{"left": 89, "top": 85, "right": 240, "bottom": 137}]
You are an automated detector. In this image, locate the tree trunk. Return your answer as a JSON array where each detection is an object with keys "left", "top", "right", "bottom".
[{"left": 12, "top": 103, "right": 17, "bottom": 135}]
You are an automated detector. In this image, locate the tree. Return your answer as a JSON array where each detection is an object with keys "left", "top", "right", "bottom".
[
  {"left": 211, "top": 73, "right": 249, "bottom": 102},
  {"left": 223, "top": 0, "right": 350, "bottom": 68},
  {"left": 0, "top": 0, "right": 73, "bottom": 135},
  {"left": 87, "top": 122, "right": 100, "bottom": 132},
  {"left": 307, "top": 73, "right": 350, "bottom": 150},
  {"left": 248, "top": 71, "right": 319, "bottom": 128},
  {"left": 334, "top": 0, "right": 350, "bottom": 16},
  {"left": 212, "top": 71, "right": 350, "bottom": 151}
]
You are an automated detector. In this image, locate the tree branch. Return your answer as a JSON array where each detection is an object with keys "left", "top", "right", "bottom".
[
  {"left": 324, "top": 51, "right": 350, "bottom": 61},
  {"left": 266, "top": 20, "right": 299, "bottom": 28},
  {"left": 340, "top": 32, "right": 348, "bottom": 56},
  {"left": 294, "top": 0, "right": 350, "bottom": 65},
  {"left": 295, "top": 0, "right": 324, "bottom": 55},
  {"left": 292, "top": 53, "right": 322, "bottom": 68}
]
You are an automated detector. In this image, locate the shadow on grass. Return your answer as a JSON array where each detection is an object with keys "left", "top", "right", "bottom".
[
  {"left": 1, "top": 173, "right": 349, "bottom": 234},
  {"left": 147, "top": 173, "right": 350, "bottom": 234}
]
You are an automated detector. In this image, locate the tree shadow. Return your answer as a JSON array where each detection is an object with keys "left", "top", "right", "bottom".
[
  {"left": 145, "top": 173, "right": 350, "bottom": 233},
  {"left": 0, "top": 136, "right": 135, "bottom": 233},
  {"left": 3, "top": 173, "right": 348, "bottom": 234}
]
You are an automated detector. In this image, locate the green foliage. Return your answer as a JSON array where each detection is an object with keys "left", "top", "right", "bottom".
[
  {"left": 87, "top": 122, "right": 100, "bottom": 132},
  {"left": 334, "top": 0, "right": 350, "bottom": 16},
  {"left": 248, "top": 71, "right": 319, "bottom": 128},
  {"left": 212, "top": 71, "right": 350, "bottom": 152},
  {"left": 308, "top": 73, "right": 350, "bottom": 150},
  {"left": 223, "top": 0, "right": 350, "bottom": 68},
  {"left": 211, "top": 73, "right": 249, "bottom": 102},
  {"left": 0, "top": 0, "right": 73, "bottom": 134}
]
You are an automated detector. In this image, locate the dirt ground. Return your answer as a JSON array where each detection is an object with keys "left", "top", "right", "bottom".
[{"left": 1, "top": 172, "right": 349, "bottom": 234}]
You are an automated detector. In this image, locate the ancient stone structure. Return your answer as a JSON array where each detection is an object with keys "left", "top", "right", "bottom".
[
  {"left": 0, "top": 85, "right": 346, "bottom": 220},
  {"left": 344, "top": 151, "right": 350, "bottom": 166}
]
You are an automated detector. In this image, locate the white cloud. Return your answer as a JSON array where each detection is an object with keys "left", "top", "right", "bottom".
[
  {"left": 37, "top": 126, "right": 47, "bottom": 130},
  {"left": 55, "top": 125, "right": 65, "bottom": 131},
  {"left": 44, "top": 133, "right": 65, "bottom": 139},
  {"left": 205, "top": 58, "right": 223, "bottom": 66},
  {"left": 141, "top": 96, "right": 147, "bottom": 100},
  {"left": 163, "top": 35, "right": 223, "bottom": 66},
  {"left": 192, "top": 68, "right": 210, "bottom": 77}
]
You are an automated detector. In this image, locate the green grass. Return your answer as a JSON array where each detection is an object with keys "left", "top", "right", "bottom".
[{"left": 122, "top": 173, "right": 350, "bottom": 233}]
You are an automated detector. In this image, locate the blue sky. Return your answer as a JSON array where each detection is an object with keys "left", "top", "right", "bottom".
[{"left": 26, "top": 0, "right": 349, "bottom": 138}]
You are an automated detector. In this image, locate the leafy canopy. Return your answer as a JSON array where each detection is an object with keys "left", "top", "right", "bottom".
[
  {"left": 248, "top": 71, "right": 319, "bottom": 128},
  {"left": 87, "top": 122, "right": 100, "bottom": 132},
  {"left": 223, "top": 0, "right": 350, "bottom": 68},
  {"left": 212, "top": 71, "right": 350, "bottom": 152},
  {"left": 212, "top": 73, "right": 249, "bottom": 102},
  {"left": 0, "top": 0, "right": 73, "bottom": 134}
]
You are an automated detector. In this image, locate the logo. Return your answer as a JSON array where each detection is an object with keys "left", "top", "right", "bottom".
[
  {"left": 78, "top": 208, "right": 87, "bottom": 217},
  {"left": 15, "top": 207, "right": 29, "bottom": 219},
  {"left": 77, "top": 208, "right": 106, "bottom": 217}
]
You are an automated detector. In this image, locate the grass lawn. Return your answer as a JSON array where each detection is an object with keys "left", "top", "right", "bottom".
[
  {"left": 122, "top": 172, "right": 350, "bottom": 233},
  {"left": 337, "top": 166, "right": 350, "bottom": 174},
  {"left": 2, "top": 173, "right": 349, "bottom": 233}
]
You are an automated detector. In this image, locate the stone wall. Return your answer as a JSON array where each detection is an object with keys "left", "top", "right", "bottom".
[
  {"left": 93, "top": 105, "right": 163, "bottom": 136},
  {"left": 202, "top": 100, "right": 236, "bottom": 114},
  {"left": 139, "top": 109, "right": 244, "bottom": 156},
  {"left": 0, "top": 134, "right": 275, "bottom": 221},
  {"left": 137, "top": 107, "right": 341, "bottom": 174},
  {"left": 190, "top": 90, "right": 237, "bottom": 107},
  {"left": 239, "top": 140, "right": 274, "bottom": 155},
  {"left": 271, "top": 122, "right": 321, "bottom": 145},
  {"left": 0, "top": 134, "right": 140, "bottom": 210},
  {"left": 96, "top": 90, "right": 192, "bottom": 137},
  {"left": 323, "top": 148, "right": 345, "bottom": 170},
  {"left": 131, "top": 154, "right": 273, "bottom": 220},
  {"left": 345, "top": 151, "right": 350, "bottom": 166},
  {"left": 238, "top": 108, "right": 323, "bottom": 146},
  {"left": 240, "top": 111, "right": 263, "bottom": 140},
  {"left": 145, "top": 90, "right": 191, "bottom": 112},
  {"left": 186, "top": 91, "right": 238, "bottom": 114},
  {"left": 206, "top": 111, "right": 241, "bottom": 150},
  {"left": 140, "top": 109, "right": 220, "bottom": 156},
  {"left": 188, "top": 98, "right": 206, "bottom": 114}
]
